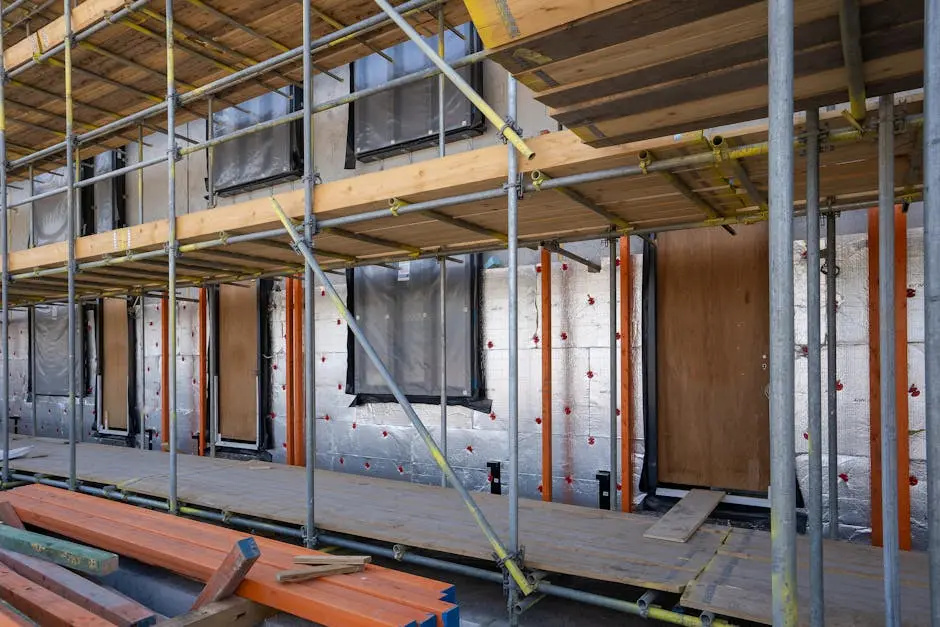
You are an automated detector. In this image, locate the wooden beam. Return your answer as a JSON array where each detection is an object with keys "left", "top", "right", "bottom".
[
  {"left": 160, "top": 597, "right": 273, "bottom": 627},
  {"left": 0, "top": 549, "right": 156, "bottom": 627},
  {"left": 292, "top": 555, "right": 371, "bottom": 566},
  {"left": 619, "top": 235, "right": 632, "bottom": 512},
  {"left": 0, "top": 506, "right": 23, "bottom": 530},
  {"left": 462, "top": 0, "right": 628, "bottom": 49},
  {"left": 3, "top": 0, "right": 125, "bottom": 73},
  {"left": 0, "top": 562, "right": 114, "bottom": 627},
  {"left": 0, "top": 525, "right": 118, "bottom": 576},
  {"left": 276, "top": 564, "right": 362, "bottom": 583},
  {"left": 894, "top": 207, "right": 911, "bottom": 551},
  {"left": 191, "top": 538, "right": 260, "bottom": 610},
  {"left": 0, "top": 601, "right": 34, "bottom": 627}
]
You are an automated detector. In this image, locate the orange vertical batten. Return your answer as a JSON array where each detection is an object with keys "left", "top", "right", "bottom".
[
  {"left": 197, "top": 289, "right": 207, "bottom": 456},
  {"left": 894, "top": 207, "right": 911, "bottom": 550},
  {"left": 540, "top": 247, "right": 552, "bottom": 502},
  {"left": 285, "top": 279, "right": 295, "bottom": 465},
  {"left": 160, "top": 296, "right": 169, "bottom": 451},
  {"left": 619, "top": 236, "right": 633, "bottom": 512},
  {"left": 292, "top": 280, "right": 305, "bottom": 467},
  {"left": 867, "top": 206, "right": 911, "bottom": 550}
]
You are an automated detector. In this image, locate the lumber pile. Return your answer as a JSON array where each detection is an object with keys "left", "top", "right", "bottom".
[
  {"left": 464, "top": 0, "right": 924, "bottom": 146},
  {"left": 0, "top": 485, "right": 460, "bottom": 627}
]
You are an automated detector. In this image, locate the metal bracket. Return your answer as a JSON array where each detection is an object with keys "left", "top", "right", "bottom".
[
  {"left": 498, "top": 116, "right": 522, "bottom": 144},
  {"left": 301, "top": 526, "right": 318, "bottom": 547},
  {"left": 392, "top": 544, "right": 407, "bottom": 561},
  {"left": 164, "top": 241, "right": 180, "bottom": 258},
  {"left": 503, "top": 173, "right": 524, "bottom": 200}
]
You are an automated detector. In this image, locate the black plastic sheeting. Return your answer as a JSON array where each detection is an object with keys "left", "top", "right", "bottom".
[
  {"left": 352, "top": 22, "right": 484, "bottom": 162},
  {"left": 210, "top": 88, "right": 302, "bottom": 196},
  {"left": 345, "top": 255, "right": 489, "bottom": 412}
]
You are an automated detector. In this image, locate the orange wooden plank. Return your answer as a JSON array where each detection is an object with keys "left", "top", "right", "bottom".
[
  {"left": 1, "top": 496, "right": 431, "bottom": 627},
  {"left": 15, "top": 486, "right": 451, "bottom": 613},
  {"left": 0, "top": 603, "right": 33, "bottom": 627},
  {"left": 894, "top": 207, "right": 911, "bottom": 551},
  {"left": 619, "top": 236, "right": 632, "bottom": 512},
  {"left": 285, "top": 279, "right": 295, "bottom": 466},
  {"left": 540, "top": 247, "right": 552, "bottom": 502},
  {"left": 2, "top": 488, "right": 453, "bottom": 626},
  {"left": 0, "top": 562, "right": 115, "bottom": 627},
  {"left": 868, "top": 208, "right": 883, "bottom": 548}
]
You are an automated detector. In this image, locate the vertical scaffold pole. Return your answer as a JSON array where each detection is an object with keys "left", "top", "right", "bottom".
[
  {"left": 0, "top": 5, "right": 8, "bottom": 485},
  {"left": 439, "top": 255, "right": 447, "bottom": 487},
  {"left": 768, "top": 0, "right": 797, "bottom": 624},
  {"left": 925, "top": 2, "right": 940, "bottom": 623},
  {"left": 64, "top": 0, "right": 78, "bottom": 492},
  {"left": 138, "top": 125, "right": 145, "bottom": 450},
  {"left": 165, "top": 0, "right": 179, "bottom": 514},
  {"left": 826, "top": 212, "right": 839, "bottom": 539},
  {"left": 27, "top": 165, "right": 35, "bottom": 438},
  {"left": 206, "top": 97, "right": 215, "bottom": 208},
  {"left": 437, "top": 6, "right": 447, "bottom": 488},
  {"left": 608, "top": 239, "right": 617, "bottom": 510},
  {"left": 506, "top": 73, "right": 520, "bottom": 626},
  {"left": 805, "top": 107, "right": 824, "bottom": 627},
  {"left": 302, "top": 0, "right": 317, "bottom": 549},
  {"left": 878, "top": 94, "right": 901, "bottom": 627}
]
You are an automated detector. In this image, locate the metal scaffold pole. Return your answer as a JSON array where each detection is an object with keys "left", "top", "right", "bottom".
[
  {"left": 64, "top": 0, "right": 78, "bottom": 492},
  {"left": 925, "top": 2, "right": 940, "bottom": 624},
  {"left": 805, "top": 107, "right": 824, "bottom": 627},
  {"left": 826, "top": 212, "right": 839, "bottom": 539},
  {"left": 302, "top": 0, "right": 317, "bottom": 549},
  {"left": 506, "top": 74, "right": 521, "bottom": 625},
  {"left": 878, "top": 94, "right": 901, "bottom": 627},
  {"left": 0, "top": 2, "right": 8, "bottom": 485},
  {"left": 165, "top": 0, "right": 180, "bottom": 514},
  {"left": 437, "top": 5, "right": 447, "bottom": 488},
  {"left": 270, "top": 197, "right": 535, "bottom": 599},
  {"left": 768, "top": 0, "right": 797, "bottom": 624}
]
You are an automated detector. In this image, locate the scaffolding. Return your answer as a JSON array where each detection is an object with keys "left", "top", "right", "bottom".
[{"left": 0, "top": 0, "right": 934, "bottom": 625}]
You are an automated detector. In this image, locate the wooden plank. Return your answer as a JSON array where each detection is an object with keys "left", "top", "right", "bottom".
[
  {"left": 3, "top": 0, "right": 125, "bottom": 73},
  {"left": 0, "top": 562, "right": 115, "bottom": 627},
  {"left": 0, "top": 602, "right": 36, "bottom": 627},
  {"left": 191, "top": 539, "right": 260, "bottom": 610},
  {"left": 0, "top": 525, "right": 118, "bottom": 576},
  {"left": 0, "top": 507, "right": 23, "bottom": 531},
  {"left": 656, "top": 223, "right": 770, "bottom": 492},
  {"left": 218, "top": 284, "right": 259, "bottom": 443},
  {"left": 0, "top": 488, "right": 454, "bottom": 627},
  {"left": 293, "top": 555, "right": 371, "bottom": 566},
  {"left": 462, "top": 0, "right": 631, "bottom": 49},
  {"left": 101, "top": 299, "right": 129, "bottom": 431},
  {"left": 619, "top": 236, "right": 632, "bottom": 511},
  {"left": 0, "top": 549, "right": 155, "bottom": 627},
  {"left": 643, "top": 490, "right": 725, "bottom": 543},
  {"left": 157, "top": 598, "right": 272, "bottom": 627},
  {"left": 276, "top": 564, "right": 363, "bottom": 583},
  {"left": 895, "top": 207, "right": 911, "bottom": 551}
]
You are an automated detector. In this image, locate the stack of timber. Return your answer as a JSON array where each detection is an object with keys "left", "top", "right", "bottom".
[
  {"left": 0, "top": 485, "right": 459, "bottom": 627},
  {"left": 463, "top": 0, "right": 925, "bottom": 146}
]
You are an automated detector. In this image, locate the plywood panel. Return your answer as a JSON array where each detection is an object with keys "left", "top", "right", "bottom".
[
  {"left": 218, "top": 283, "right": 258, "bottom": 442},
  {"left": 656, "top": 223, "right": 770, "bottom": 492},
  {"left": 101, "top": 298, "right": 128, "bottom": 431}
]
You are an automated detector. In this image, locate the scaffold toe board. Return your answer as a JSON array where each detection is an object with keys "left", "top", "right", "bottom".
[{"left": 463, "top": 0, "right": 925, "bottom": 146}]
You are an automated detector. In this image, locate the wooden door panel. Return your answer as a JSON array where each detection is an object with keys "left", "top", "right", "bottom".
[
  {"left": 218, "top": 283, "right": 259, "bottom": 442},
  {"left": 102, "top": 298, "right": 129, "bottom": 431},
  {"left": 656, "top": 223, "right": 770, "bottom": 492}
]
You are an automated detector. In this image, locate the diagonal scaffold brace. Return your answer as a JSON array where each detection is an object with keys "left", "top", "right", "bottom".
[{"left": 269, "top": 197, "right": 536, "bottom": 597}]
